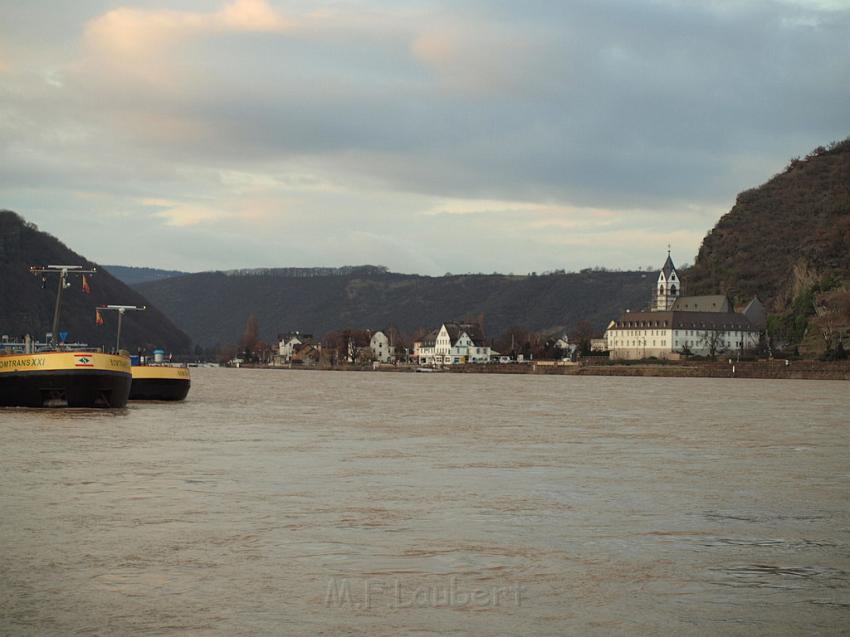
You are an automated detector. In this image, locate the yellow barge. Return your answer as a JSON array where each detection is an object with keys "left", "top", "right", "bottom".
[
  {"left": 129, "top": 365, "right": 191, "bottom": 401},
  {"left": 0, "top": 351, "right": 132, "bottom": 408}
]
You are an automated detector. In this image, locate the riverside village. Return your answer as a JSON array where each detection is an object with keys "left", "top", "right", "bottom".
[{"left": 231, "top": 250, "right": 808, "bottom": 378}]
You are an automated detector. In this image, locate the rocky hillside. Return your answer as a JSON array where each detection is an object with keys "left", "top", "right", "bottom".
[
  {"left": 685, "top": 138, "right": 850, "bottom": 310},
  {"left": 0, "top": 211, "right": 191, "bottom": 352},
  {"left": 135, "top": 268, "right": 652, "bottom": 348}
]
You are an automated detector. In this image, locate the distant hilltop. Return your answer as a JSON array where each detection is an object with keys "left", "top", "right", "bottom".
[
  {"left": 133, "top": 268, "right": 650, "bottom": 348},
  {"left": 103, "top": 265, "right": 392, "bottom": 286},
  {"left": 221, "top": 265, "right": 389, "bottom": 278},
  {"left": 0, "top": 211, "right": 192, "bottom": 353},
  {"left": 102, "top": 265, "right": 190, "bottom": 286}
]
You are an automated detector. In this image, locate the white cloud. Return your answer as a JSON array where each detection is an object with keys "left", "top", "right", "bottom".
[
  {"left": 84, "top": 0, "right": 290, "bottom": 57},
  {"left": 148, "top": 201, "right": 231, "bottom": 227}
]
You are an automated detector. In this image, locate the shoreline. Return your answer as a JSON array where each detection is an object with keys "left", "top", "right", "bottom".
[{"left": 230, "top": 360, "right": 850, "bottom": 381}]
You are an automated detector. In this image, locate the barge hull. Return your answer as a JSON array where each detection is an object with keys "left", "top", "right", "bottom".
[
  {"left": 0, "top": 369, "right": 132, "bottom": 408},
  {"left": 129, "top": 378, "right": 190, "bottom": 401}
]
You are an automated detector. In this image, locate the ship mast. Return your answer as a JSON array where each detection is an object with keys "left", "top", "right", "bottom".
[
  {"left": 30, "top": 265, "right": 97, "bottom": 346},
  {"left": 96, "top": 305, "right": 146, "bottom": 353}
]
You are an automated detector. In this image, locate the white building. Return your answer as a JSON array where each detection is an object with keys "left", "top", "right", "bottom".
[
  {"left": 606, "top": 310, "right": 759, "bottom": 360},
  {"left": 552, "top": 335, "right": 570, "bottom": 351},
  {"left": 414, "top": 322, "right": 492, "bottom": 366},
  {"left": 413, "top": 336, "right": 436, "bottom": 365},
  {"left": 369, "top": 331, "right": 394, "bottom": 363},
  {"left": 590, "top": 338, "right": 608, "bottom": 352},
  {"left": 606, "top": 253, "right": 761, "bottom": 360},
  {"left": 277, "top": 331, "right": 312, "bottom": 363}
]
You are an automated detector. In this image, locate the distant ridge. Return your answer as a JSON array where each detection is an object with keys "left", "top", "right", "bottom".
[
  {"left": 105, "top": 264, "right": 393, "bottom": 284},
  {"left": 103, "top": 265, "right": 189, "bottom": 286},
  {"left": 135, "top": 268, "right": 651, "bottom": 348},
  {"left": 221, "top": 265, "right": 389, "bottom": 278},
  {"left": 0, "top": 211, "right": 192, "bottom": 353}
]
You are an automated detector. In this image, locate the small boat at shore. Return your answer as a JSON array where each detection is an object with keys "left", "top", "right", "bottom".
[{"left": 0, "top": 265, "right": 131, "bottom": 408}]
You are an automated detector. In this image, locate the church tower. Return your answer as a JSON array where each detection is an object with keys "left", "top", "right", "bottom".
[{"left": 653, "top": 247, "right": 680, "bottom": 311}]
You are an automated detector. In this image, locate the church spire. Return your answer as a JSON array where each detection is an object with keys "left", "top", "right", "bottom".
[
  {"left": 654, "top": 246, "right": 680, "bottom": 311},
  {"left": 661, "top": 246, "right": 676, "bottom": 279}
]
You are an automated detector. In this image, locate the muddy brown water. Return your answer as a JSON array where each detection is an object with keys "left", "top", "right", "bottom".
[{"left": 2, "top": 369, "right": 849, "bottom": 635}]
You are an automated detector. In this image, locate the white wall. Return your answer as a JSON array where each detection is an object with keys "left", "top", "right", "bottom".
[{"left": 608, "top": 327, "right": 759, "bottom": 360}]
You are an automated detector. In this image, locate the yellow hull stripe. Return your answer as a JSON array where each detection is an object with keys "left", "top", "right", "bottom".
[
  {"left": 131, "top": 366, "right": 191, "bottom": 380},
  {"left": 0, "top": 352, "right": 131, "bottom": 374}
]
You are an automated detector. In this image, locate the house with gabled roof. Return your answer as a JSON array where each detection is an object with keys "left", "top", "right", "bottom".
[
  {"left": 413, "top": 331, "right": 438, "bottom": 366},
  {"left": 291, "top": 342, "right": 321, "bottom": 366},
  {"left": 738, "top": 296, "right": 767, "bottom": 330},
  {"left": 277, "top": 331, "right": 314, "bottom": 364},
  {"left": 414, "top": 321, "right": 492, "bottom": 366},
  {"left": 369, "top": 330, "right": 395, "bottom": 363}
]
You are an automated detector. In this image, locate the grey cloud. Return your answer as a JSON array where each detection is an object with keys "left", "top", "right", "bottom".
[
  {"left": 0, "top": 0, "right": 848, "bottom": 273},
  {"left": 73, "top": 1, "right": 850, "bottom": 202}
]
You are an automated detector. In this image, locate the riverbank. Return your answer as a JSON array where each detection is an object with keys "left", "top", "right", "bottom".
[
  {"left": 237, "top": 359, "right": 850, "bottom": 380},
  {"left": 447, "top": 359, "right": 850, "bottom": 380}
]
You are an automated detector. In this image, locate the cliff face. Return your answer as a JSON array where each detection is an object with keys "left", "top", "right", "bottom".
[
  {"left": 685, "top": 139, "right": 850, "bottom": 311},
  {"left": 0, "top": 211, "right": 191, "bottom": 352}
]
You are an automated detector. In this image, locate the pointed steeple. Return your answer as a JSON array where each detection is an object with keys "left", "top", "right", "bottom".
[
  {"left": 653, "top": 246, "right": 680, "bottom": 311},
  {"left": 661, "top": 245, "right": 676, "bottom": 278}
]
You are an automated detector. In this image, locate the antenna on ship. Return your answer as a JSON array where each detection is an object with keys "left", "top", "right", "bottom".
[
  {"left": 96, "top": 305, "right": 146, "bottom": 353},
  {"left": 30, "top": 265, "right": 97, "bottom": 347}
]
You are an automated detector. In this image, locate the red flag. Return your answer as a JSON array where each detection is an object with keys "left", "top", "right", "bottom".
[
  {"left": 95, "top": 309, "right": 104, "bottom": 326},
  {"left": 82, "top": 274, "right": 91, "bottom": 294}
]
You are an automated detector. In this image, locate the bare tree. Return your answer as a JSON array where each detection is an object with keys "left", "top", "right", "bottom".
[
  {"left": 569, "top": 320, "right": 595, "bottom": 356},
  {"left": 239, "top": 314, "right": 260, "bottom": 361},
  {"left": 327, "top": 328, "right": 371, "bottom": 364},
  {"left": 698, "top": 328, "right": 728, "bottom": 360},
  {"left": 495, "top": 326, "right": 530, "bottom": 357},
  {"left": 217, "top": 342, "right": 238, "bottom": 365},
  {"left": 813, "top": 288, "right": 850, "bottom": 353},
  {"left": 321, "top": 331, "right": 343, "bottom": 366}
]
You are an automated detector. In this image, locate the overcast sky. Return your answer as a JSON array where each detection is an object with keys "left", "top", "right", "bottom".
[{"left": 1, "top": 0, "right": 848, "bottom": 274}]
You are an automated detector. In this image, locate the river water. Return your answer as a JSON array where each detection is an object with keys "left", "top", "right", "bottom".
[{"left": 1, "top": 369, "right": 849, "bottom": 635}]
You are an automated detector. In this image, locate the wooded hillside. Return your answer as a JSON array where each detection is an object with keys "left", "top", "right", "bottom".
[
  {"left": 0, "top": 211, "right": 192, "bottom": 352},
  {"left": 135, "top": 268, "right": 652, "bottom": 348}
]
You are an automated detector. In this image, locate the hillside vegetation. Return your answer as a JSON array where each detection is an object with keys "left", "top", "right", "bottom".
[
  {"left": 0, "top": 211, "right": 191, "bottom": 352},
  {"left": 135, "top": 269, "right": 651, "bottom": 348},
  {"left": 686, "top": 139, "right": 850, "bottom": 308},
  {"left": 684, "top": 138, "right": 850, "bottom": 354}
]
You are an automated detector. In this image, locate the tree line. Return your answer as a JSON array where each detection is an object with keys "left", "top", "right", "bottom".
[{"left": 208, "top": 315, "right": 601, "bottom": 365}]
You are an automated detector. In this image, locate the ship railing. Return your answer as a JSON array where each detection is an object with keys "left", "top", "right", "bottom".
[
  {"left": 0, "top": 342, "right": 103, "bottom": 355},
  {"left": 133, "top": 360, "right": 188, "bottom": 368}
]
